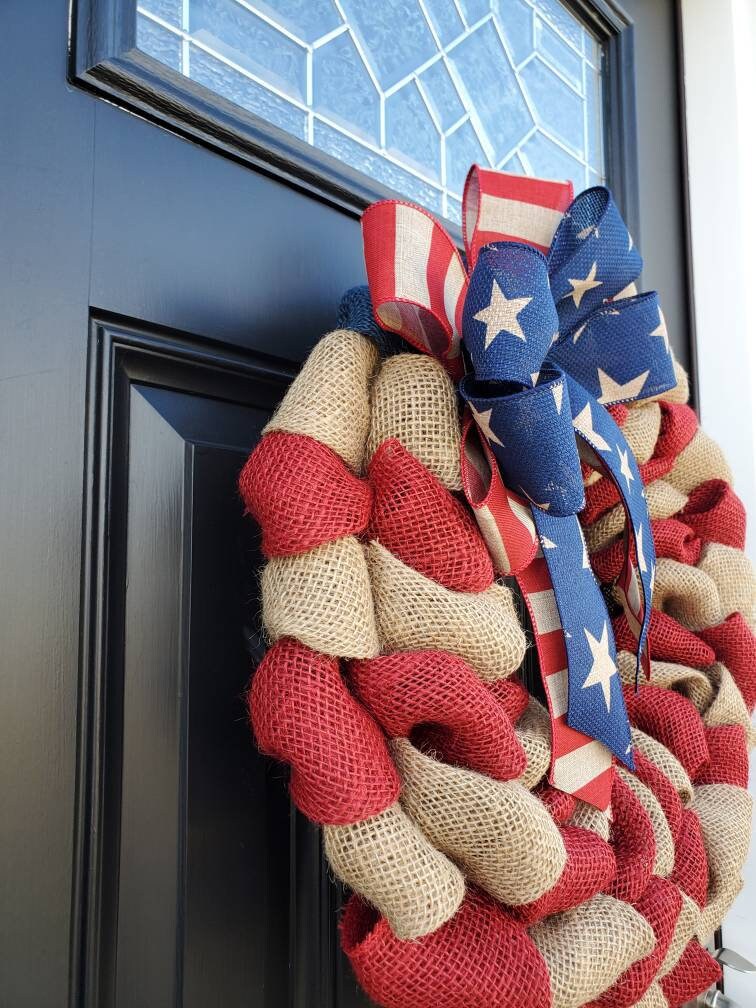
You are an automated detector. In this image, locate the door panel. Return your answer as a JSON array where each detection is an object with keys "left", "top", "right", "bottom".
[{"left": 0, "top": 1, "right": 693, "bottom": 1005}]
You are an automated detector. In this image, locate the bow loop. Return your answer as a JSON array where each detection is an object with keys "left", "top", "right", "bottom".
[
  {"left": 549, "top": 291, "right": 677, "bottom": 406},
  {"left": 549, "top": 188, "right": 643, "bottom": 332},
  {"left": 462, "top": 242, "right": 558, "bottom": 386}
]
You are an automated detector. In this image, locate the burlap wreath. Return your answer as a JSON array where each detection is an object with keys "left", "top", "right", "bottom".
[{"left": 239, "top": 324, "right": 754, "bottom": 1008}]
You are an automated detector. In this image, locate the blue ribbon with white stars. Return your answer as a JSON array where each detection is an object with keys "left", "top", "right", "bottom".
[{"left": 459, "top": 187, "right": 677, "bottom": 767}]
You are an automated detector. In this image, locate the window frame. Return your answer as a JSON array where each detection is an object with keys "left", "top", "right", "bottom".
[{"left": 71, "top": 0, "right": 639, "bottom": 237}]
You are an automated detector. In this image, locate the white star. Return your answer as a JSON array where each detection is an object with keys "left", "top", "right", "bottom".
[
  {"left": 597, "top": 367, "right": 650, "bottom": 404},
  {"left": 519, "top": 485, "right": 551, "bottom": 511},
  {"left": 530, "top": 371, "right": 540, "bottom": 386},
  {"left": 469, "top": 403, "right": 504, "bottom": 447},
  {"left": 573, "top": 401, "right": 611, "bottom": 453},
  {"left": 552, "top": 382, "right": 564, "bottom": 414},
  {"left": 572, "top": 323, "right": 587, "bottom": 344},
  {"left": 474, "top": 280, "right": 532, "bottom": 349},
  {"left": 565, "top": 261, "right": 602, "bottom": 308},
  {"left": 635, "top": 524, "right": 647, "bottom": 573},
  {"left": 542, "top": 536, "right": 557, "bottom": 549},
  {"left": 618, "top": 445, "right": 635, "bottom": 490},
  {"left": 577, "top": 225, "right": 600, "bottom": 240},
  {"left": 582, "top": 622, "right": 617, "bottom": 711},
  {"left": 650, "top": 307, "right": 670, "bottom": 354}
]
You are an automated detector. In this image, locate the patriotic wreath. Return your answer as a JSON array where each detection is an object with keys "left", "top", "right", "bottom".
[{"left": 239, "top": 166, "right": 754, "bottom": 1008}]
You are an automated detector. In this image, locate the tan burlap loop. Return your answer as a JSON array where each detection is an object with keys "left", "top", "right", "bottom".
[
  {"left": 631, "top": 728, "right": 694, "bottom": 806},
  {"left": 617, "top": 767, "right": 675, "bottom": 877},
  {"left": 568, "top": 800, "right": 611, "bottom": 842},
  {"left": 366, "top": 541, "right": 526, "bottom": 681},
  {"left": 631, "top": 982, "right": 669, "bottom": 1008},
  {"left": 530, "top": 893, "right": 656, "bottom": 1008},
  {"left": 693, "top": 783, "right": 753, "bottom": 940},
  {"left": 261, "top": 537, "right": 379, "bottom": 658},
  {"left": 515, "top": 697, "right": 552, "bottom": 789},
  {"left": 367, "top": 354, "right": 462, "bottom": 490},
  {"left": 391, "top": 738, "right": 567, "bottom": 906},
  {"left": 698, "top": 542, "right": 756, "bottom": 627},
  {"left": 622, "top": 401, "right": 662, "bottom": 465},
  {"left": 584, "top": 480, "right": 687, "bottom": 554},
  {"left": 653, "top": 558, "right": 724, "bottom": 631},
  {"left": 666, "top": 428, "right": 732, "bottom": 493},
  {"left": 701, "top": 663, "right": 755, "bottom": 744},
  {"left": 657, "top": 891, "right": 700, "bottom": 979},
  {"left": 323, "top": 801, "right": 464, "bottom": 940},
  {"left": 617, "top": 651, "right": 713, "bottom": 711},
  {"left": 264, "top": 329, "right": 378, "bottom": 472}
]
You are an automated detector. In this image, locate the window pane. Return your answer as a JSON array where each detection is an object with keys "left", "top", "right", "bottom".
[{"left": 136, "top": 0, "right": 605, "bottom": 224}]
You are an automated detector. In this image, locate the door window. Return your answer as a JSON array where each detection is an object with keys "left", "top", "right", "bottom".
[{"left": 136, "top": 0, "right": 605, "bottom": 222}]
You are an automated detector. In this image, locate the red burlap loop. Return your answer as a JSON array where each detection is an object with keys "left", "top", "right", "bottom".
[
  {"left": 670, "top": 808, "right": 709, "bottom": 908},
  {"left": 607, "top": 774, "right": 656, "bottom": 904},
  {"left": 695, "top": 724, "right": 749, "bottom": 788},
  {"left": 614, "top": 610, "right": 715, "bottom": 668},
  {"left": 623, "top": 685, "right": 710, "bottom": 779},
  {"left": 659, "top": 940, "right": 722, "bottom": 1008},
  {"left": 587, "top": 876, "right": 682, "bottom": 1008},
  {"left": 591, "top": 518, "right": 702, "bottom": 582},
  {"left": 249, "top": 638, "right": 400, "bottom": 824},
  {"left": 341, "top": 888, "right": 553, "bottom": 1008},
  {"left": 700, "top": 613, "right": 756, "bottom": 711},
  {"left": 679, "top": 478, "right": 746, "bottom": 549},
  {"left": 368, "top": 439, "right": 494, "bottom": 592},
  {"left": 632, "top": 752, "right": 684, "bottom": 844},
  {"left": 486, "top": 677, "right": 530, "bottom": 724},
  {"left": 239, "top": 431, "right": 372, "bottom": 557},
  {"left": 536, "top": 784, "right": 578, "bottom": 824},
  {"left": 350, "top": 651, "right": 526, "bottom": 782},
  {"left": 509, "top": 825, "right": 616, "bottom": 925},
  {"left": 655, "top": 402, "right": 699, "bottom": 461}
]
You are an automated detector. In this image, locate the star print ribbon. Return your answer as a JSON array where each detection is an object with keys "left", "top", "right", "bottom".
[{"left": 361, "top": 165, "right": 677, "bottom": 802}]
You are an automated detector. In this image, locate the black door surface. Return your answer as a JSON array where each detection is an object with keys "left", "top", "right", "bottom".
[{"left": 0, "top": 2, "right": 694, "bottom": 1006}]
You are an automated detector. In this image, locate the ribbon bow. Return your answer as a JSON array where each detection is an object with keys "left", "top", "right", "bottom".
[{"left": 360, "top": 165, "right": 676, "bottom": 808}]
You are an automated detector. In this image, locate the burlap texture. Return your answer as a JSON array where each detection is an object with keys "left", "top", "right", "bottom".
[
  {"left": 617, "top": 767, "right": 675, "bottom": 877},
  {"left": 659, "top": 940, "right": 722, "bottom": 1008},
  {"left": 623, "top": 401, "right": 662, "bottom": 465},
  {"left": 700, "top": 663, "right": 755, "bottom": 744},
  {"left": 632, "top": 752, "right": 684, "bottom": 845},
  {"left": 630, "top": 983, "right": 668, "bottom": 1008},
  {"left": 323, "top": 801, "right": 465, "bottom": 940},
  {"left": 623, "top": 685, "right": 709, "bottom": 780},
  {"left": 698, "top": 541, "right": 756, "bottom": 626},
  {"left": 701, "top": 613, "right": 756, "bottom": 711},
  {"left": 631, "top": 728, "right": 693, "bottom": 806},
  {"left": 367, "top": 541, "right": 526, "bottom": 681},
  {"left": 643, "top": 358, "right": 689, "bottom": 404},
  {"left": 693, "top": 782, "right": 753, "bottom": 939},
  {"left": 238, "top": 430, "right": 372, "bottom": 557},
  {"left": 508, "top": 825, "right": 616, "bottom": 926},
  {"left": 341, "top": 888, "right": 553, "bottom": 1008},
  {"left": 652, "top": 558, "right": 725, "bottom": 631},
  {"left": 618, "top": 651, "right": 713, "bottom": 712},
  {"left": 350, "top": 650, "right": 526, "bottom": 782},
  {"left": 666, "top": 428, "right": 732, "bottom": 494},
  {"left": 368, "top": 438, "right": 493, "bottom": 592},
  {"left": 569, "top": 800, "right": 611, "bottom": 841},
  {"left": 264, "top": 329, "right": 378, "bottom": 471},
  {"left": 671, "top": 808, "right": 709, "bottom": 910},
  {"left": 608, "top": 774, "right": 657, "bottom": 904},
  {"left": 261, "top": 536, "right": 379, "bottom": 658},
  {"left": 680, "top": 478, "right": 746, "bottom": 549},
  {"left": 514, "top": 697, "right": 552, "bottom": 789},
  {"left": 657, "top": 890, "right": 701, "bottom": 980},
  {"left": 585, "top": 480, "right": 687, "bottom": 553},
  {"left": 588, "top": 876, "right": 681, "bottom": 1008},
  {"left": 249, "top": 638, "right": 400, "bottom": 824},
  {"left": 696, "top": 725, "right": 750, "bottom": 787},
  {"left": 367, "top": 354, "right": 462, "bottom": 491},
  {"left": 530, "top": 894, "right": 656, "bottom": 1008},
  {"left": 391, "top": 738, "right": 567, "bottom": 905}
]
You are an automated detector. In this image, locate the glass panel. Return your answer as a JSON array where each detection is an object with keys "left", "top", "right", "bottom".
[{"left": 135, "top": 0, "right": 605, "bottom": 222}]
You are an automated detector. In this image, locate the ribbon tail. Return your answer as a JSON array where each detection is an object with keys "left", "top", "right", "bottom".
[
  {"left": 531, "top": 507, "right": 634, "bottom": 770},
  {"left": 565, "top": 375, "right": 656, "bottom": 690}
]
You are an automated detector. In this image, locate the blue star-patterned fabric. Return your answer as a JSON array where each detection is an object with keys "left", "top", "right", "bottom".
[{"left": 458, "top": 187, "right": 677, "bottom": 765}]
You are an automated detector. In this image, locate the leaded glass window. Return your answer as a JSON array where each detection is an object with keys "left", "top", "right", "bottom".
[{"left": 136, "top": 0, "right": 605, "bottom": 223}]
